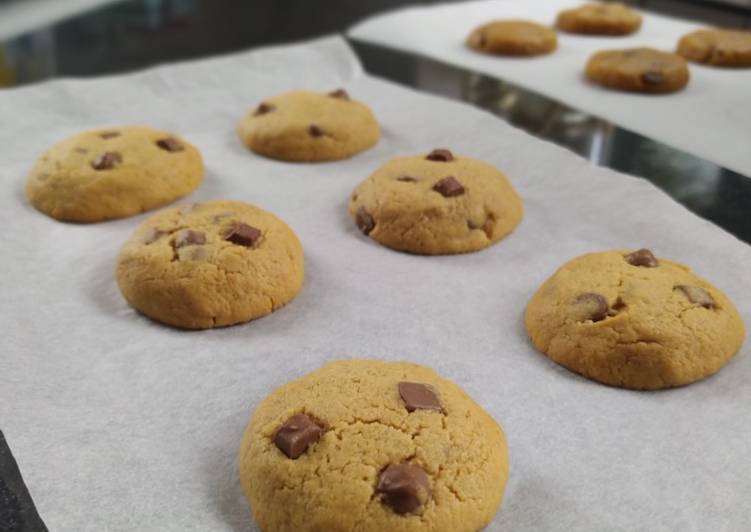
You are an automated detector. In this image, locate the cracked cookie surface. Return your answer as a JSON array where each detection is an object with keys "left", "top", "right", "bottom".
[
  {"left": 239, "top": 359, "right": 509, "bottom": 532},
  {"left": 677, "top": 29, "right": 751, "bottom": 67},
  {"left": 586, "top": 47, "right": 690, "bottom": 94},
  {"left": 26, "top": 126, "right": 203, "bottom": 222},
  {"left": 348, "top": 150, "right": 523, "bottom": 255},
  {"left": 237, "top": 89, "right": 380, "bottom": 162},
  {"left": 556, "top": 2, "right": 642, "bottom": 36},
  {"left": 466, "top": 20, "right": 557, "bottom": 56},
  {"left": 116, "top": 200, "right": 303, "bottom": 329},
  {"left": 525, "top": 249, "right": 745, "bottom": 390}
]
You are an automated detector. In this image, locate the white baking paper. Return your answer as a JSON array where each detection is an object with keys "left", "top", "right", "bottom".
[
  {"left": 349, "top": 0, "right": 751, "bottom": 177},
  {"left": 1, "top": 36, "right": 750, "bottom": 532}
]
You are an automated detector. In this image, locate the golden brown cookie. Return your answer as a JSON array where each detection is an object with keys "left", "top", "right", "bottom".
[
  {"left": 349, "top": 149, "right": 524, "bottom": 255},
  {"left": 239, "top": 359, "right": 509, "bottom": 532},
  {"left": 525, "top": 249, "right": 745, "bottom": 390},
  {"left": 556, "top": 2, "right": 642, "bottom": 35},
  {"left": 677, "top": 29, "right": 751, "bottom": 67},
  {"left": 467, "top": 20, "right": 557, "bottom": 56},
  {"left": 238, "top": 89, "right": 380, "bottom": 162},
  {"left": 116, "top": 200, "right": 304, "bottom": 329},
  {"left": 586, "top": 47, "right": 690, "bottom": 93},
  {"left": 26, "top": 126, "right": 203, "bottom": 222}
]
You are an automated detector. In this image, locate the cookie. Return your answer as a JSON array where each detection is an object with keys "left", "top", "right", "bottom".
[
  {"left": 556, "top": 2, "right": 642, "bottom": 35},
  {"left": 238, "top": 89, "right": 380, "bottom": 162},
  {"left": 26, "top": 126, "right": 203, "bottom": 222},
  {"left": 239, "top": 359, "right": 509, "bottom": 532},
  {"left": 677, "top": 29, "right": 751, "bottom": 67},
  {"left": 349, "top": 149, "right": 523, "bottom": 255},
  {"left": 525, "top": 249, "right": 745, "bottom": 390},
  {"left": 116, "top": 200, "right": 303, "bottom": 329},
  {"left": 467, "top": 20, "right": 557, "bottom": 56},
  {"left": 585, "top": 47, "right": 690, "bottom": 94}
]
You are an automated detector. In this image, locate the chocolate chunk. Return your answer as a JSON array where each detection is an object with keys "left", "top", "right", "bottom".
[
  {"left": 396, "top": 176, "right": 418, "bottom": 182},
  {"left": 477, "top": 33, "right": 487, "bottom": 48},
  {"left": 99, "top": 131, "right": 120, "bottom": 139},
  {"left": 156, "top": 138, "right": 184, "bottom": 152},
  {"left": 376, "top": 464, "right": 431, "bottom": 515},
  {"left": 328, "top": 88, "right": 350, "bottom": 100},
  {"left": 225, "top": 222, "right": 262, "bottom": 247},
  {"left": 143, "top": 229, "right": 166, "bottom": 245},
  {"left": 433, "top": 176, "right": 465, "bottom": 197},
  {"left": 274, "top": 414, "right": 323, "bottom": 459},
  {"left": 675, "top": 285, "right": 716, "bottom": 309},
  {"left": 642, "top": 70, "right": 664, "bottom": 86},
  {"left": 575, "top": 293, "right": 609, "bottom": 322},
  {"left": 624, "top": 248, "right": 658, "bottom": 267},
  {"left": 309, "top": 124, "right": 324, "bottom": 137},
  {"left": 174, "top": 230, "right": 206, "bottom": 248},
  {"left": 398, "top": 382, "right": 443, "bottom": 413},
  {"left": 74, "top": 147, "right": 88, "bottom": 154},
  {"left": 355, "top": 207, "right": 375, "bottom": 235},
  {"left": 254, "top": 102, "right": 275, "bottom": 116},
  {"left": 426, "top": 149, "right": 454, "bottom": 162},
  {"left": 91, "top": 151, "right": 122, "bottom": 170}
]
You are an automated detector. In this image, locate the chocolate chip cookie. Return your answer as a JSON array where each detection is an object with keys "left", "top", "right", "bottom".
[
  {"left": 677, "top": 29, "right": 751, "bottom": 67},
  {"left": 467, "top": 20, "right": 557, "bottom": 56},
  {"left": 525, "top": 249, "right": 745, "bottom": 390},
  {"left": 238, "top": 89, "right": 380, "bottom": 162},
  {"left": 586, "top": 47, "right": 690, "bottom": 94},
  {"left": 239, "top": 359, "right": 509, "bottom": 531},
  {"left": 556, "top": 2, "right": 642, "bottom": 35},
  {"left": 349, "top": 149, "right": 523, "bottom": 255},
  {"left": 26, "top": 126, "right": 203, "bottom": 222},
  {"left": 116, "top": 200, "right": 304, "bottom": 329}
]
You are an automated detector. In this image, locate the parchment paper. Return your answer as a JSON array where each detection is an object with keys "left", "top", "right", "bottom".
[
  {"left": 1, "top": 36, "right": 749, "bottom": 532},
  {"left": 348, "top": 0, "right": 751, "bottom": 177}
]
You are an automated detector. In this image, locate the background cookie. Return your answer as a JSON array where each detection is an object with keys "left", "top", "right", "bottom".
[
  {"left": 525, "top": 249, "right": 745, "bottom": 390},
  {"left": 586, "top": 47, "right": 690, "bottom": 94},
  {"left": 349, "top": 149, "right": 523, "bottom": 255},
  {"left": 239, "top": 359, "right": 509, "bottom": 532},
  {"left": 556, "top": 2, "right": 642, "bottom": 35},
  {"left": 677, "top": 29, "right": 751, "bottom": 67},
  {"left": 116, "top": 200, "right": 304, "bottom": 329},
  {"left": 238, "top": 89, "right": 380, "bottom": 162},
  {"left": 26, "top": 126, "right": 203, "bottom": 222},
  {"left": 467, "top": 20, "right": 557, "bottom": 56}
]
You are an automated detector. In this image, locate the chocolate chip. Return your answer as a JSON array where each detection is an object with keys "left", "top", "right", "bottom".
[
  {"left": 675, "top": 285, "right": 716, "bottom": 309},
  {"left": 309, "top": 124, "right": 324, "bottom": 137},
  {"left": 99, "top": 131, "right": 120, "bottom": 139},
  {"left": 477, "top": 33, "right": 487, "bottom": 48},
  {"left": 225, "top": 222, "right": 261, "bottom": 247},
  {"left": 156, "top": 138, "right": 184, "bottom": 152},
  {"left": 91, "top": 151, "right": 122, "bottom": 170},
  {"left": 399, "top": 382, "right": 443, "bottom": 413},
  {"left": 642, "top": 70, "right": 664, "bottom": 86},
  {"left": 328, "top": 88, "right": 350, "bottom": 100},
  {"left": 624, "top": 248, "right": 658, "bottom": 267},
  {"left": 575, "top": 293, "right": 609, "bottom": 322},
  {"left": 426, "top": 149, "right": 454, "bottom": 162},
  {"left": 396, "top": 176, "right": 418, "bottom": 182},
  {"left": 174, "top": 230, "right": 206, "bottom": 248},
  {"left": 254, "top": 102, "right": 275, "bottom": 116},
  {"left": 433, "top": 176, "right": 465, "bottom": 197},
  {"left": 143, "top": 228, "right": 167, "bottom": 245},
  {"left": 376, "top": 464, "right": 431, "bottom": 515},
  {"left": 274, "top": 414, "right": 323, "bottom": 459},
  {"left": 74, "top": 147, "right": 88, "bottom": 154},
  {"left": 355, "top": 207, "right": 375, "bottom": 235}
]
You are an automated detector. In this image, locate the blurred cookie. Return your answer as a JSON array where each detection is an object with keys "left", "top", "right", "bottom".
[
  {"left": 116, "top": 200, "right": 304, "bottom": 329},
  {"left": 677, "top": 29, "right": 751, "bottom": 67},
  {"left": 238, "top": 89, "right": 380, "bottom": 162},
  {"left": 586, "top": 47, "right": 690, "bottom": 93},
  {"left": 349, "top": 149, "right": 523, "bottom": 255},
  {"left": 26, "top": 126, "right": 203, "bottom": 222},
  {"left": 467, "top": 20, "right": 557, "bottom": 56},
  {"left": 239, "top": 359, "right": 509, "bottom": 532},
  {"left": 525, "top": 249, "right": 745, "bottom": 390},
  {"left": 556, "top": 2, "right": 642, "bottom": 35}
]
